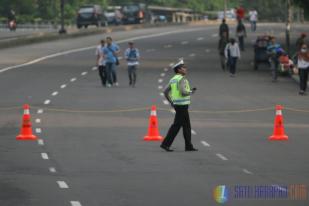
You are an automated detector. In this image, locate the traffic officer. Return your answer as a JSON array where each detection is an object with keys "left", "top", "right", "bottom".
[{"left": 160, "top": 59, "right": 198, "bottom": 152}]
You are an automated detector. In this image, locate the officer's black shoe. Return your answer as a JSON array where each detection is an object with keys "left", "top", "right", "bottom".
[
  {"left": 185, "top": 147, "right": 198, "bottom": 152},
  {"left": 160, "top": 145, "right": 174, "bottom": 152}
]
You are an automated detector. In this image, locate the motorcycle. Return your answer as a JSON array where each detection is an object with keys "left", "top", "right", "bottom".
[{"left": 8, "top": 20, "right": 16, "bottom": 31}]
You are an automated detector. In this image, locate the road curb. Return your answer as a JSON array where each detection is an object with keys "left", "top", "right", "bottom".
[{"left": 0, "top": 21, "right": 219, "bottom": 50}]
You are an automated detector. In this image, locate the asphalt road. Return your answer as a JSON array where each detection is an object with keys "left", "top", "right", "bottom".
[{"left": 1, "top": 23, "right": 309, "bottom": 206}]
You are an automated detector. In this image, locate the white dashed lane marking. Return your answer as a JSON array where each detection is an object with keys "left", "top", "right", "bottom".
[
  {"left": 201, "top": 140, "right": 210, "bottom": 147},
  {"left": 49, "top": 167, "right": 57, "bottom": 173},
  {"left": 181, "top": 41, "right": 188, "bottom": 45},
  {"left": 163, "top": 100, "right": 169, "bottom": 105},
  {"left": 158, "top": 79, "right": 163, "bottom": 83},
  {"left": 92, "top": 66, "right": 97, "bottom": 71},
  {"left": 51, "top": 91, "right": 58, "bottom": 96},
  {"left": 71, "top": 201, "right": 82, "bottom": 206},
  {"left": 44, "top": 100, "right": 50, "bottom": 105},
  {"left": 146, "top": 49, "right": 156, "bottom": 52},
  {"left": 158, "top": 85, "right": 163, "bottom": 90},
  {"left": 164, "top": 68, "right": 169, "bottom": 72},
  {"left": 35, "top": 128, "right": 42, "bottom": 134},
  {"left": 164, "top": 44, "right": 173, "bottom": 48},
  {"left": 35, "top": 118, "right": 41, "bottom": 123},
  {"left": 212, "top": 33, "right": 218, "bottom": 38},
  {"left": 189, "top": 53, "right": 196, "bottom": 57},
  {"left": 37, "top": 109, "right": 44, "bottom": 114},
  {"left": 57, "top": 181, "right": 69, "bottom": 189},
  {"left": 160, "top": 73, "right": 165, "bottom": 77},
  {"left": 81, "top": 72, "right": 87, "bottom": 76},
  {"left": 160, "top": 92, "right": 164, "bottom": 96},
  {"left": 38, "top": 139, "right": 44, "bottom": 146},
  {"left": 41, "top": 153, "right": 49, "bottom": 160},
  {"left": 70, "top": 78, "right": 77, "bottom": 82},
  {"left": 191, "top": 130, "right": 197, "bottom": 135},
  {"left": 197, "top": 37, "right": 204, "bottom": 41},
  {"left": 169, "top": 63, "right": 174, "bottom": 67},
  {"left": 216, "top": 153, "right": 228, "bottom": 161},
  {"left": 60, "top": 84, "right": 67, "bottom": 89},
  {"left": 243, "top": 169, "right": 253, "bottom": 175}
]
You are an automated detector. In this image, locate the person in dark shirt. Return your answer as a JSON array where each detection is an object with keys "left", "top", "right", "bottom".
[
  {"left": 219, "top": 19, "right": 229, "bottom": 39},
  {"left": 218, "top": 31, "right": 229, "bottom": 71}
]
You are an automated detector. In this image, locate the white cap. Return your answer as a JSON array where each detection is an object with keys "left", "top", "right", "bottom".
[{"left": 172, "top": 58, "right": 184, "bottom": 69}]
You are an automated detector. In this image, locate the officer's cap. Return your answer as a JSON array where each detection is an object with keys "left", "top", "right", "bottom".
[{"left": 172, "top": 59, "right": 185, "bottom": 73}]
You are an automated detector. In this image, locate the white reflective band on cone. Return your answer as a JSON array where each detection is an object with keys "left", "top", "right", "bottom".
[
  {"left": 24, "top": 109, "right": 30, "bottom": 115},
  {"left": 276, "top": 110, "right": 282, "bottom": 115},
  {"left": 151, "top": 110, "right": 157, "bottom": 116}
]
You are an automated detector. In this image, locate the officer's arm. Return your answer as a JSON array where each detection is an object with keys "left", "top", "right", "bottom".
[
  {"left": 163, "top": 84, "right": 172, "bottom": 105},
  {"left": 179, "top": 78, "right": 192, "bottom": 96}
]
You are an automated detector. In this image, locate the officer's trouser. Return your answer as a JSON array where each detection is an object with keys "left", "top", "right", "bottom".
[{"left": 162, "top": 105, "right": 193, "bottom": 149}]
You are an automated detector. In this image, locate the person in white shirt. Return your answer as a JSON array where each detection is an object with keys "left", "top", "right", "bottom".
[
  {"left": 224, "top": 38, "right": 241, "bottom": 77},
  {"left": 249, "top": 9, "right": 258, "bottom": 32},
  {"left": 96, "top": 39, "right": 106, "bottom": 86},
  {"left": 297, "top": 43, "right": 309, "bottom": 95},
  {"left": 124, "top": 42, "right": 140, "bottom": 87}
]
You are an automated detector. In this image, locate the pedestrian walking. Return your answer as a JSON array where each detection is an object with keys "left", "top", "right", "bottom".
[
  {"left": 218, "top": 31, "right": 229, "bottom": 71},
  {"left": 219, "top": 19, "right": 229, "bottom": 39},
  {"left": 295, "top": 33, "right": 307, "bottom": 52},
  {"left": 103, "top": 36, "right": 120, "bottom": 87},
  {"left": 249, "top": 9, "right": 258, "bottom": 32},
  {"left": 225, "top": 38, "right": 241, "bottom": 77},
  {"left": 124, "top": 42, "right": 140, "bottom": 87},
  {"left": 296, "top": 43, "right": 309, "bottom": 95},
  {"left": 236, "top": 19, "right": 246, "bottom": 51},
  {"left": 267, "top": 36, "right": 281, "bottom": 82},
  {"left": 160, "top": 59, "right": 198, "bottom": 152},
  {"left": 96, "top": 39, "right": 106, "bottom": 86}
]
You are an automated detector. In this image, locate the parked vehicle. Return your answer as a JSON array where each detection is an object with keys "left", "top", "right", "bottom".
[
  {"left": 76, "top": 5, "right": 106, "bottom": 29},
  {"left": 121, "top": 3, "right": 148, "bottom": 24},
  {"left": 104, "top": 6, "right": 122, "bottom": 25}
]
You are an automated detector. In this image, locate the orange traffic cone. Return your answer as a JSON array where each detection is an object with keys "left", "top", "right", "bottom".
[
  {"left": 144, "top": 105, "right": 164, "bottom": 141},
  {"left": 269, "top": 105, "right": 288, "bottom": 141},
  {"left": 16, "top": 104, "right": 38, "bottom": 140}
]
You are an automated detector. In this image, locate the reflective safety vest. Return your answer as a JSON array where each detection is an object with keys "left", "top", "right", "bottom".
[{"left": 170, "top": 74, "right": 191, "bottom": 105}]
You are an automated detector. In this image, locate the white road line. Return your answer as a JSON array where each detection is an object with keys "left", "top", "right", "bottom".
[
  {"left": 70, "top": 78, "right": 77, "bottom": 82},
  {"left": 44, "top": 100, "right": 50, "bottom": 105},
  {"left": 212, "top": 33, "right": 218, "bottom": 38},
  {"left": 71, "top": 201, "right": 82, "bottom": 206},
  {"left": 49, "top": 167, "right": 57, "bottom": 173},
  {"left": 164, "top": 44, "right": 172, "bottom": 48},
  {"left": 170, "top": 109, "right": 176, "bottom": 114},
  {"left": 51, "top": 91, "right": 58, "bottom": 96},
  {"left": 92, "top": 66, "right": 97, "bottom": 71},
  {"left": 216, "top": 153, "right": 228, "bottom": 161},
  {"left": 169, "top": 63, "right": 174, "bottom": 67},
  {"left": 35, "top": 128, "right": 42, "bottom": 134},
  {"left": 0, "top": 27, "right": 210, "bottom": 74},
  {"left": 201, "top": 140, "right": 210, "bottom": 147},
  {"left": 81, "top": 72, "right": 87, "bottom": 76},
  {"left": 181, "top": 41, "right": 188, "bottom": 45},
  {"left": 164, "top": 68, "right": 169, "bottom": 72},
  {"left": 158, "top": 85, "right": 163, "bottom": 90},
  {"left": 243, "top": 169, "right": 253, "bottom": 174},
  {"left": 38, "top": 139, "right": 44, "bottom": 146},
  {"left": 57, "top": 181, "right": 69, "bottom": 189},
  {"left": 163, "top": 100, "right": 169, "bottom": 105},
  {"left": 189, "top": 53, "right": 196, "bottom": 57},
  {"left": 41, "top": 153, "right": 49, "bottom": 160},
  {"left": 60, "top": 84, "right": 67, "bottom": 89},
  {"left": 197, "top": 37, "right": 204, "bottom": 41},
  {"left": 158, "top": 78, "right": 163, "bottom": 83},
  {"left": 160, "top": 73, "right": 165, "bottom": 77},
  {"left": 35, "top": 118, "right": 41, "bottom": 123},
  {"left": 191, "top": 130, "right": 197, "bottom": 135},
  {"left": 160, "top": 92, "right": 164, "bottom": 96},
  {"left": 37, "top": 109, "right": 44, "bottom": 114}
]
